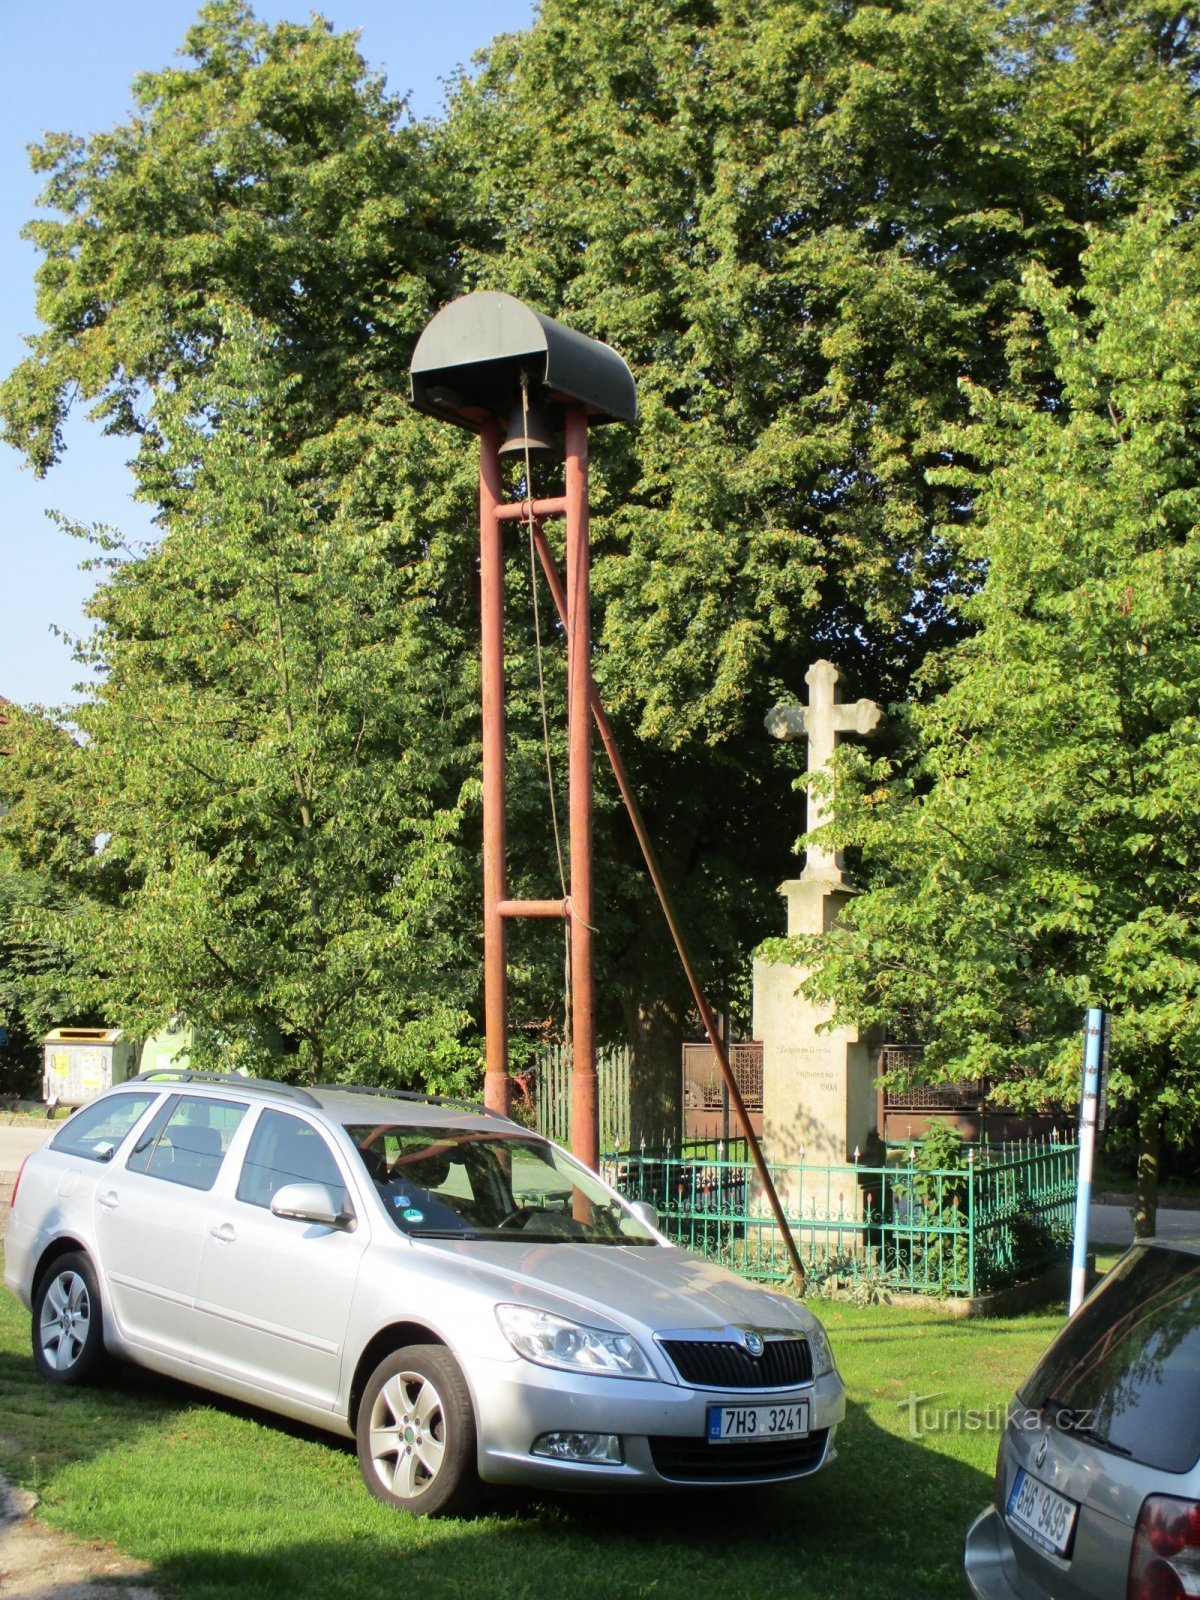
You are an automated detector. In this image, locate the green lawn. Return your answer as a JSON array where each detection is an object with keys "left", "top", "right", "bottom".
[{"left": 0, "top": 1262, "right": 1075, "bottom": 1600}]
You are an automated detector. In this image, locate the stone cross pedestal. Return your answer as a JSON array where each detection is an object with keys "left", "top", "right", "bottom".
[{"left": 753, "top": 660, "right": 883, "bottom": 1167}]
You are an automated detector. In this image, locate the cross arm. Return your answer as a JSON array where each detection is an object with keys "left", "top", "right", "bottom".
[
  {"left": 831, "top": 698, "right": 884, "bottom": 737},
  {"left": 764, "top": 705, "right": 807, "bottom": 742}
]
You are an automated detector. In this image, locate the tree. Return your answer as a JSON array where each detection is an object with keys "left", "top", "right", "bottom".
[
  {"left": 0, "top": 705, "right": 104, "bottom": 1095},
  {"left": 438, "top": 0, "right": 1200, "bottom": 1128},
  {"left": 785, "top": 208, "right": 1200, "bottom": 1234},
  {"left": 0, "top": 6, "right": 488, "bottom": 1086},
  {"left": 81, "top": 325, "right": 490, "bottom": 1081},
  {"left": 4, "top": 0, "right": 1197, "bottom": 1128},
  {"left": 2, "top": 1, "right": 458, "bottom": 490}
]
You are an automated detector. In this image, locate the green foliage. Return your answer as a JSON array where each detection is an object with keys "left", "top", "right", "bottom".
[
  {"left": 889, "top": 1132, "right": 973, "bottom": 1291},
  {"left": 0, "top": 6, "right": 486, "bottom": 1088},
  {"left": 438, "top": 0, "right": 1200, "bottom": 1114},
  {"left": 0, "top": 707, "right": 107, "bottom": 1094},
  {"left": 788, "top": 207, "right": 1200, "bottom": 1221},
  {"left": 43, "top": 325, "right": 484, "bottom": 1086},
  {"left": 3, "top": 0, "right": 1199, "bottom": 1115},
  {"left": 1, "top": 0, "right": 456, "bottom": 485}
]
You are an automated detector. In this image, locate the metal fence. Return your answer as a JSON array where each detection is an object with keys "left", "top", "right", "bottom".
[
  {"left": 533, "top": 1044, "right": 631, "bottom": 1150},
  {"left": 602, "top": 1136, "right": 1078, "bottom": 1298}
]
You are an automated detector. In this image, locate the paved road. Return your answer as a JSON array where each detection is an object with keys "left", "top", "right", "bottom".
[
  {"left": 1088, "top": 1201, "right": 1200, "bottom": 1245},
  {"left": 0, "top": 1125, "right": 55, "bottom": 1174}
]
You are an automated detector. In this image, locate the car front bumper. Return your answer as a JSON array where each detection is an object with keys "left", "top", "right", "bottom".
[{"left": 470, "top": 1356, "right": 845, "bottom": 1491}]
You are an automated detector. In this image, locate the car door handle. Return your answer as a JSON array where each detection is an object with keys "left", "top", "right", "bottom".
[
  {"left": 98, "top": 1190, "right": 119, "bottom": 1211},
  {"left": 209, "top": 1223, "right": 236, "bottom": 1244}
]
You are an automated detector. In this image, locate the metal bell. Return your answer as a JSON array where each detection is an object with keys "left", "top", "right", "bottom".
[{"left": 498, "top": 389, "right": 559, "bottom": 459}]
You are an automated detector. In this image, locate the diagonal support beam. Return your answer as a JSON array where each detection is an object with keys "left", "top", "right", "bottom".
[{"left": 527, "top": 522, "right": 807, "bottom": 1293}]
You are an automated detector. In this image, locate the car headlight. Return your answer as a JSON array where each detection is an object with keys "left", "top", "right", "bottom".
[
  {"left": 496, "top": 1304, "right": 655, "bottom": 1380},
  {"left": 806, "top": 1320, "right": 837, "bottom": 1378}
]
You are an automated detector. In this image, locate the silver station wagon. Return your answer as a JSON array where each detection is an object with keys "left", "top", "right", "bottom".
[
  {"left": 5, "top": 1074, "right": 844, "bottom": 1516},
  {"left": 965, "top": 1237, "right": 1200, "bottom": 1600}
]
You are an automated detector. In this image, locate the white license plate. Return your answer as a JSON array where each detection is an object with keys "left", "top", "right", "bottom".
[
  {"left": 1007, "top": 1466, "right": 1078, "bottom": 1556},
  {"left": 706, "top": 1399, "right": 810, "bottom": 1444}
]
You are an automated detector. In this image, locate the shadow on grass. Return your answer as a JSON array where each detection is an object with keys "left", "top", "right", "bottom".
[
  {"left": 0, "top": 1261, "right": 992, "bottom": 1600},
  {"left": 37, "top": 1397, "right": 990, "bottom": 1600},
  {"left": 0, "top": 1342, "right": 198, "bottom": 1480}
]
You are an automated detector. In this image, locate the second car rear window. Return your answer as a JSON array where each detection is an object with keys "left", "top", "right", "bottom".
[{"left": 1018, "top": 1244, "right": 1200, "bottom": 1473}]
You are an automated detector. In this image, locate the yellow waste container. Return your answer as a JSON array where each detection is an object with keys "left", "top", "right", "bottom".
[{"left": 42, "top": 1027, "right": 135, "bottom": 1108}]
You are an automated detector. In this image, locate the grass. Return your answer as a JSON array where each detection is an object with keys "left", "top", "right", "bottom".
[
  {"left": 1, "top": 1103, "right": 66, "bottom": 1126},
  {"left": 0, "top": 1250, "right": 1085, "bottom": 1600}
]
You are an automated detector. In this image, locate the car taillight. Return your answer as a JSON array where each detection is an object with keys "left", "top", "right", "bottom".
[
  {"left": 10, "top": 1155, "right": 27, "bottom": 1212},
  {"left": 1128, "top": 1496, "right": 1200, "bottom": 1600}
]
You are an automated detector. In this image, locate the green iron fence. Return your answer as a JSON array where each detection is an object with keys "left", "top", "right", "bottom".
[{"left": 603, "top": 1136, "right": 1078, "bottom": 1298}]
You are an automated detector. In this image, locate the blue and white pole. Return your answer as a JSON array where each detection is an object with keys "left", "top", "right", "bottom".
[{"left": 1069, "top": 1008, "right": 1104, "bottom": 1316}]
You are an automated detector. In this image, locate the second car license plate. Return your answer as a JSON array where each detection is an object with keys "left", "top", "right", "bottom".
[
  {"left": 1007, "top": 1466, "right": 1079, "bottom": 1555},
  {"left": 706, "top": 1399, "right": 810, "bottom": 1444}
]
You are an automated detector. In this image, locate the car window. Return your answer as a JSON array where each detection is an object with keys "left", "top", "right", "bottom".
[
  {"left": 1018, "top": 1244, "right": 1200, "bottom": 1472},
  {"left": 346, "top": 1123, "right": 658, "bottom": 1245},
  {"left": 49, "top": 1093, "right": 159, "bottom": 1163},
  {"left": 125, "top": 1093, "right": 247, "bottom": 1192},
  {"left": 508, "top": 1146, "right": 578, "bottom": 1213},
  {"left": 237, "top": 1109, "right": 346, "bottom": 1209}
]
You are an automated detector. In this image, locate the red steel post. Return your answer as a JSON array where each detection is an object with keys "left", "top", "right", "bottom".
[
  {"left": 479, "top": 420, "right": 511, "bottom": 1117},
  {"left": 565, "top": 407, "right": 598, "bottom": 1169}
]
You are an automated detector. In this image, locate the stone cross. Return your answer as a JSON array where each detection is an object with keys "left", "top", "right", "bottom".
[{"left": 765, "top": 659, "right": 883, "bottom": 886}]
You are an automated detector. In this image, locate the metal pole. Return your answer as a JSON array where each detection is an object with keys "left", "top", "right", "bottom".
[
  {"left": 529, "top": 522, "right": 807, "bottom": 1291},
  {"left": 479, "top": 420, "right": 511, "bottom": 1117},
  {"left": 564, "top": 407, "right": 598, "bottom": 1170},
  {"left": 1069, "top": 1007, "right": 1103, "bottom": 1316}
]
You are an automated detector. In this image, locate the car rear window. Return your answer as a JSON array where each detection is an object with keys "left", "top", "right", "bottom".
[
  {"left": 49, "top": 1092, "right": 159, "bottom": 1162},
  {"left": 1018, "top": 1244, "right": 1200, "bottom": 1472}
]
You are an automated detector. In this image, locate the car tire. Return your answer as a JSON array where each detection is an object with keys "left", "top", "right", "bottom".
[
  {"left": 356, "top": 1344, "right": 479, "bottom": 1518},
  {"left": 32, "top": 1253, "right": 109, "bottom": 1385}
]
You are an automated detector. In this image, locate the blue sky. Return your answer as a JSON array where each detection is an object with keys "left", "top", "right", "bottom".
[{"left": 1, "top": 0, "right": 535, "bottom": 710}]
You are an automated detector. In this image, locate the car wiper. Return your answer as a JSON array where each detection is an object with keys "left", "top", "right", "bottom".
[
  {"left": 1041, "top": 1394, "right": 1084, "bottom": 1430},
  {"left": 410, "top": 1227, "right": 478, "bottom": 1240},
  {"left": 1073, "top": 1427, "right": 1131, "bottom": 1457},
  {"left": 1041, "top": 1396, "right": 1131, "bottom": 1455}
]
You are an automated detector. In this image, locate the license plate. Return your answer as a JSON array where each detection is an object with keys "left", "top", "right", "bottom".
[
  {"left": 706, "top": 1399, "right": 810, "bottom": 1444},
  {"left": 1007, "top": 1466, "right": 1078, "bottom": 1556}
]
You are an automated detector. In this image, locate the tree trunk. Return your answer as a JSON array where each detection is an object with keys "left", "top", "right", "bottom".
[
  {"left": 622, "top": 993, "right": 684, "bottom": 1148},
  {"left": 1134, "top": 1108, "right": 1160, "bottom": 1239}
]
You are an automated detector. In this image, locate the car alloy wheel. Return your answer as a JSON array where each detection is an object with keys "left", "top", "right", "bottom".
[
  {"left": 32, "top": 1253, "right": 108, "bottom": 1385},
  {"left": 356, "top": 1344, "right": 478, "bottom": 1517}
]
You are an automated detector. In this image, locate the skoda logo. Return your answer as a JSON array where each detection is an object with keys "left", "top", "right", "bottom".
[
  {"left": 1035, "top": 1437, "right": 1048, "bottom": 1469},
  {"left": 743, "top": 1331, "right": 765, "bottom": 1359}
]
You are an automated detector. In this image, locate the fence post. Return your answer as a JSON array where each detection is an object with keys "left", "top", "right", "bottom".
[
  {"left": 1070, "top": 1008, "right": 1105, "bottom": 1316},
  {"left": 967, "top": 1145, "right": 976, "bottom": 1298}
]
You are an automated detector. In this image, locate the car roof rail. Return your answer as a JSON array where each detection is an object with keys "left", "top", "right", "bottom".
[
  {"left": 127, "top": 1069, "right": 323, "bottom": 1108},
  {"left": 329, "top": 1084, "right": 507, "bottom": 1119}
]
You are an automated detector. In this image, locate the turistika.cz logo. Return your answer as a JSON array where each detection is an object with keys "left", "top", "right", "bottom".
[{"left": 898, "top": 1392, "right": 1095, "bottom": 1438}]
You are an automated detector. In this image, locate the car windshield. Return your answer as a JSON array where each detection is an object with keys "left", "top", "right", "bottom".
[
  {"left": 1018, "top": 1244, "right": 1200, "bottom": 1472},
  {"left": 344, "top": 1123, "right": 658, "bottom": 1247}
]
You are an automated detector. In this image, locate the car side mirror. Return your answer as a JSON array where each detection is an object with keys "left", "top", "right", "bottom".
[
  {"left": 270, "top": 1181, "right": 356, "bottom": 1231},
  {"left": 629, "top": 1200, "right": 659, "bottom": 1232}
]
